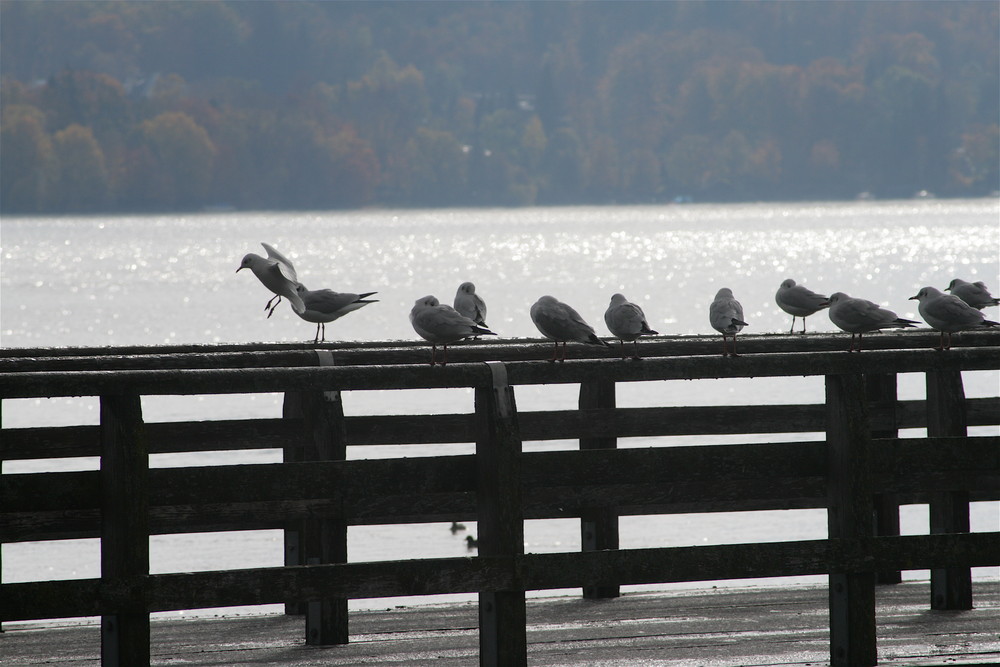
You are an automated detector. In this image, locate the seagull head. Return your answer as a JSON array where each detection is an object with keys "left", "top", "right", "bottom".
[
  {"left": 910, "top": 286, "right": 942, "bottom": 302},
  {"left": 236, "top": 253, "right": 260, "bottom": 273}
]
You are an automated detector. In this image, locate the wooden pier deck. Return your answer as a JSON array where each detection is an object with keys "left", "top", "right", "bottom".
[{"left": 4, "top": 581, "right": 998, "bottom": 666}]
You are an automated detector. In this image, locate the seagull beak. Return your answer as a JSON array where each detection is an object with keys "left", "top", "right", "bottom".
[
  {"left": 908, "top": 295, "right": 918, "bottom": 300},
  {"left": 236, "top": 266, "right": 244, "bottom": 273}
]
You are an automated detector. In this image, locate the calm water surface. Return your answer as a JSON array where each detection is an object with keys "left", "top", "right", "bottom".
[{"left": 2, "top": 200, "right": 997, "bottom": 616}]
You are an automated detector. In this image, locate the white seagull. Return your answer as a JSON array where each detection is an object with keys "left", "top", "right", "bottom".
[
  {"left": 236, "top": 242, "right": 304, "bottom": 317},
  {"left": 454, "top": 282, "right": 488, "bottom": 333},
  {"left": 909, "top": 286, "right": 999, "bottom": 350},
  {"left": 530, "top": 295, "right": 608, "bottom": 362},
  {"left": 294, "top": 284, "right": 378, "bottom": 343},
  {"left": 775, "top": 278, "right": 829, "bottom": 334},
  {"left": 709, "top": 288, "right": 748, "bottom": 356},
  {"left": 604, "top": 293, "right": 658, "bottom": 360},
  {"left": 410, "top": 295, "right": 495, "bottom": 365},
  {"left": 827, "top": 292, "right": 918, "bottom": 352},
  {"left": 945, "top": 278, "right": 1000, "bottom": 310}
]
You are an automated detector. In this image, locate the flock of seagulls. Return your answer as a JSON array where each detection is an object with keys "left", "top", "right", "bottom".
[{"left": 238, "top": 242, "right": 998, "bottom": 362}]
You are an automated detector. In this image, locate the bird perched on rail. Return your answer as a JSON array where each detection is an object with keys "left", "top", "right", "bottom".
[
  {"left": 410, "top": 295, "right": 495, "bottom": 365},
  {"left": 709, "top": 288, "right": 748, "bottom": 357},
  {"left": 530, "top": 295, "right": 608, "bottom": 362},
  {"left": 604, "top": 293, "right": 658, "bottom": 360},
  {"left": 454, "top": 282, "right": 488, "bottom": 339},
  {"left": 945, "top": 278, "right": 1000, "bottom": 310},
  {"left": 909, "top": 286, "right": 999, "bottom": 350},
  {"left": 236, "top": 242, "right": 304, "bottom": 317},
  {"left": 293, "top": 284, "right": 378, "bottom": 343},
  {"left": 827, "top": 292, "right": 917, "bottom": 352},
  {"left": 775, "top": 278, "right": 829, "bottom": 334}
]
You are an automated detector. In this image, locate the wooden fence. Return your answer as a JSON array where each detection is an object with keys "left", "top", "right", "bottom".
[{"left": 2, "top": 331, "right": 999, "bottom": 667}]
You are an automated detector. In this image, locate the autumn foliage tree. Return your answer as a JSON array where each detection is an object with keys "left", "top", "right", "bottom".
[{"left": 1, "top": 1, "right": 996, "bottom": 213}]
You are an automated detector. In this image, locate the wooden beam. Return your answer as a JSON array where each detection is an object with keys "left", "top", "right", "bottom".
[
  {"left": 579, "top": 379, "right": 619, "bottom": 600},
  {"left": 825, "top": 374, "right": 876, "bottom": 667},
  {"left": 475, "top": 362, "right": 526, "bottom": 667},
  {"left": 99, "top": 393, "right": 150, "bottom": 667},
  {"left": 2, "top": 347, "right": 998, "bottom": 399},
  {"left": 926, "top": 369, "right": 973, "bottom": 610}
]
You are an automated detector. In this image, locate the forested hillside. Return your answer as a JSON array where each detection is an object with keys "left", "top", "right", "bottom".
[{"left": 2, "top": 1, "right": 997, "bottom": 212}]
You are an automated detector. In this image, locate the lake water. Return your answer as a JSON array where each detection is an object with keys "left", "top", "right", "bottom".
[{"left": 2, "top": 200, "right": 998, "bottom": 619}]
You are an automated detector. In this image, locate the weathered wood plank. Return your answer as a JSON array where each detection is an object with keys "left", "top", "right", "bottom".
[
  {"left": 99, "top": 393, "right": 150, "bottom": 667},
  {"left": 579, "top": 379, "right": 620, "bottom": 600},
  {"left": 5, "top": 396, "right": 998, "bottom": 460},
  {"left": 4, "top": 532, "right": 996, "bottom": 623},
  {"left": 475, "top": 362, "right": 527, "bottom": 667},
  {"left": 825, "top": 374, "right": 876, "bottom": 667},
  {"left": 3, "top": 330, "right": 998, "bottom": 369},
  {"left": 2, "top": 347, "right": 998, "bottom": 398},
  {"left": 4, "top": 438, "right": 996, "bottom": 543},
  {"left": 926, "top": 369, "right": 974, "bottom": 611}
]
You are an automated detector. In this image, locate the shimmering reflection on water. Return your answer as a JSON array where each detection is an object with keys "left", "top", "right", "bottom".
[{"left": 2, "top": 200, "right": 997, "bottom": 614}]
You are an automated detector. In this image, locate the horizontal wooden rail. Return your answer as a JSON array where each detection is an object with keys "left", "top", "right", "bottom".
[
  {"left": 3, "top": 330, "right": 998, "bottom": 369},
  {"left": 4, "top": 532, "right": 997, "bottom": 623},
  {"left": 2, "top": 347, "right": 999, "bottom": 398},
  {"left": 4, "top": 397, "right": 999, "bottom": 461},
  {"left": 5, "top": 437, "right": 996, "bottom": 543}
]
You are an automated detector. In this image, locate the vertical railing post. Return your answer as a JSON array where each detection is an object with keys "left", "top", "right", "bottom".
[
  {"left": 282, "top": 391, "right": 306, "bottom": 616},
  {"left": 926, "top": 369, "right": 973, "bottom": 610},
  {"left": 578, "top": 379, "right": 620, "bottom": 599},
  {"left": 100, "top": 393, "right": 150, "bottom": 667},
  {"left": 865, "top": 373, "right": 902, "bottom": 585},
  {"left": 825, "top": 374, "right": 877, "bottom": 667},
  {"left": 475, "top": 362, "right": 526, "bottom": 667},
  {"left": 288, "top": 351, "right": 350, "bottom": 645}
]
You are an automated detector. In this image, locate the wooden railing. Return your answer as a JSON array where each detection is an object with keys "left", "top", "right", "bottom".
[{"left": 2, "top": 331, "right": 999, "bottom": 667}]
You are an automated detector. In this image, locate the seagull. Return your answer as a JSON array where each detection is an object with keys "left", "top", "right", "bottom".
[
  {"left": 604, "top": 293, "right": 658, "bottom": 360},
  {"left": 454, "top": 282, "right": 488, "bottom": 327},
  {"left": 530, "top": 295, "right": 608, "bottom": 362},
  {"left": 945, "top": 278, "right": 1000, "bottom": 310},
  {"left": 294, "top": 284, "right": 378, "bottom": 343},
  {"left": 827, "top": 292, "right": 918, "bottom": 352},
  {"left": 236, "top": 242, "right": 304, "bottom": 317},
  {"left": 410, "top": 295, "right": 495, "bottom": 365},
  {"left": 909, "top": 286, "right": 999, "bottom": 350},
  {"left": 709, "top": 288, "right": 748, "bottom": 356},
  {"left": 775, "top": 278, "right": 829, "bottom": 334}
]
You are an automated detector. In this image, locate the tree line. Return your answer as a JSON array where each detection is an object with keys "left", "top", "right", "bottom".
[{"left": 1, "top": 0, "right": 997, "bottom": 213}]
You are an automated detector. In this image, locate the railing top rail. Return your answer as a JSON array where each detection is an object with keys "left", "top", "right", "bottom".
[
  {"left": 1, "top": 346, "right": 997, "bottom": 399},
  {"left": 2, "top": 330, "right": 998, "bottom": 366}
]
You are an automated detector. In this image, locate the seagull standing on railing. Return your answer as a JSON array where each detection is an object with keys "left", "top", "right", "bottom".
[
  {"left": 530, "top": 295, "right": 609, "bottom": 362},
  {"left": 910, "top": 286, "right": 999, "bottom": 350},
  {"left": 604, "top": 293, "right": 658, "bottom": 360},
  {"left": 945, "top": 278, "right": 1000, "bottom": 310},
  {"left": 236, "top": 242, "right": 304, "bottom": 317},
  {"left": 827, "top": 292, "right": 917, "bottom": 352},
  {"left": 709, "top": 288, "right": 748, "bottom": 357},
  {"left": 410, "top": 295, "right": 496, "bottom": 365},
  {"left": 294, "top": 284, "right": 378, "bottom": 343},
  {"left": 775, "top": 279, "right": 829, "bottom": 334},
  {"left": 454, "top": 282, "right": 488, "bottom": 340}
]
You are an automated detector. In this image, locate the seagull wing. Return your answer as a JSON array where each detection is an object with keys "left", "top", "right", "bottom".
[{"left": 261, "top": 243, "right": 298, "bottom": 283}]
